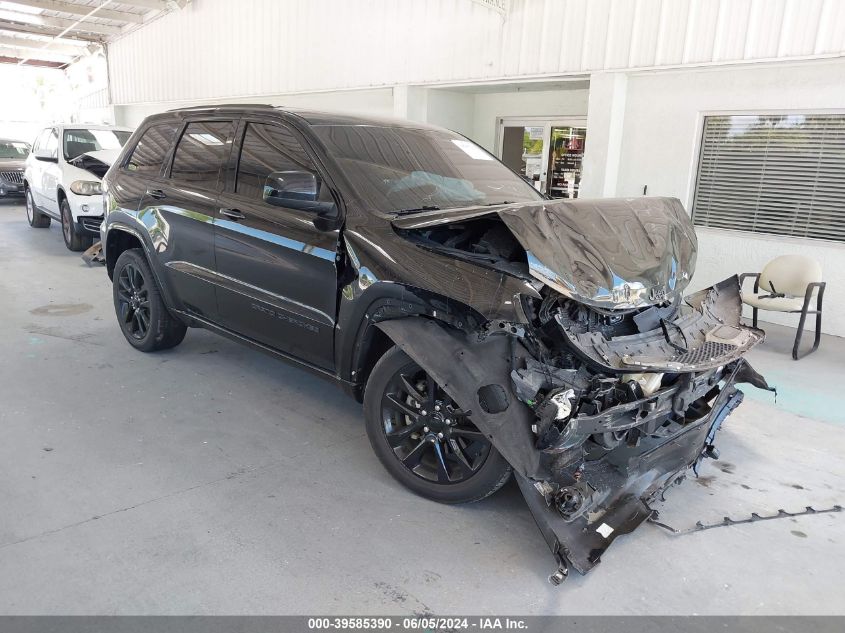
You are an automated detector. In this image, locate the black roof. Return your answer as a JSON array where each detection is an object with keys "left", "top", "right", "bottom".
[{"left": 158, "top": 104, "right": 442, "bottom": 131}]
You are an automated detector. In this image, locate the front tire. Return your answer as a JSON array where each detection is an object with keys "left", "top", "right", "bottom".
[
  {"left": 113, "top": 249, "right": 187, "bottom": 352},
  {"left": 60, "top": 197, "right": 92, "bottom": 251},
  {"left": 364, "top": 346, "right": 512, "bottom": 504},
  {"left": 25, "top": 188, "right": 50, "bottom": 228}
]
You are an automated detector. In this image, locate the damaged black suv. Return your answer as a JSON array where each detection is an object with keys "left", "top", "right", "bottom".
[{"left": 101, "top": 105, "right": 770, "bottom": 581}]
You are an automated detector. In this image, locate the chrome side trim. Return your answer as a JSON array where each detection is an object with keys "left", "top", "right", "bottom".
[
  {"left": 165, "top": 260, "right": 333, "bottom": 326},
  {"left": 216, "top": 218, "right": 335, "bottom": 262}
]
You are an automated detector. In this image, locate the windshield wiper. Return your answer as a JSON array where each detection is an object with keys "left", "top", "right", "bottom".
[{"left": 394, "top": 205, "right": 441, "bottom": 215}]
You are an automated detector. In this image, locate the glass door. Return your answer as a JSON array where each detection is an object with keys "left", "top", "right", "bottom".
[
  {"left": 546, "top": 125, "right": 586, "bottom": 199},
  {"left": 497, "top": 118, "right": 587, "bottom": 199},
  {"left": 499, "top": 123, "right": 547, "bottom": 192}
]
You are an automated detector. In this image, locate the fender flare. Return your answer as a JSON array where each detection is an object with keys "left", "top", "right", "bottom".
[
  {"left": 337, "top": 281, "right": 487, "bottom": 386},
  {"left": 375, "top": 316, "right": 542, "bottom": 479},
  {"left": 104, "top": 221, "right": 181, "bottom": 314}
]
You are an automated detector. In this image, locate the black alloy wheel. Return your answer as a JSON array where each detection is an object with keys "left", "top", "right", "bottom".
[
  {"left": 382, "top": 368, "right": 491, "bottom": 484},
  {"left": 364, "top": 346, "right": 512, "bottom": 504},
  {"left": 116, "top": 261, "right": 151, "bottom": 340},
  {"left": 112, "top": 248, "right": 187, "bottom": 352}
]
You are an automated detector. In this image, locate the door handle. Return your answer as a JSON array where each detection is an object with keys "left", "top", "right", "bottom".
[
  {"left": 147, "top": 188, "right": 166, "bottom": 200},
  {"left": 220, "top": 208, "right": 246, "bottom": 220}
]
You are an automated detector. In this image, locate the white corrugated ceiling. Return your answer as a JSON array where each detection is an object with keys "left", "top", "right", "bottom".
[{"left": 103, "top": 0, "right": 845, "bottom": 104}]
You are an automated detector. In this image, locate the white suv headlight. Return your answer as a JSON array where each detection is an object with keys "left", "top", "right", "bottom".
[{"left": 70, "top": 180, "right": 103, "bottom": 196}]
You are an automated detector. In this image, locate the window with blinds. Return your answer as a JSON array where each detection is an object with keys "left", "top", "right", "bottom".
[{"left": 692, "top": 114, "right": 845, "bottom": 243}]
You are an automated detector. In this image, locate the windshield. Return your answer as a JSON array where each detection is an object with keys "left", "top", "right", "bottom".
[
  {"left": 63, "top": 129, "right": 131, "bottom": 161},
  {"left": 0, "top": 141, "right": 29, "bottom": 159},
  {"left": 313, "top": 124, "right": 543, "bottom": 213}
]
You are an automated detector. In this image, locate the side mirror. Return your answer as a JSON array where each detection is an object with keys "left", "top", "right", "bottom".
[
  {"left": 263, "top": 170, "right": 338, "bottom": 229},
  {"left": 263, "top": 170, "right": 319, "bottom": 205},
  {"left": 33, "top": 151, "right": 58, "bottom": 163}
]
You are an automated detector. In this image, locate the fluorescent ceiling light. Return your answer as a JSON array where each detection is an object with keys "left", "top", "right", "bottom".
[
  {"left": 189, "top": 133, "right": 224, "bottom": 146},
  {"left": 0, "top": 2, "right": 43, "bottom": 15},
  {"left": 0, "top": 10, "right": 44, "bottom": 26}
]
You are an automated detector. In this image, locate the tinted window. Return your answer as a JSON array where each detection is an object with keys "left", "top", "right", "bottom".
[
  {"left": 170, "top": 121, "right": 235, "bottom": 189},
  {"left": 63, "top": 128, "right": 130, "bottom": 160},
  {"left": 235, "top": 122, "right": 321, "bottom": 202},
  {"left": 313, "top": 125, "right": 542, "bottom": 214},
  {"left": 126, "top": 123, "right": 179, "bottom": 175}
]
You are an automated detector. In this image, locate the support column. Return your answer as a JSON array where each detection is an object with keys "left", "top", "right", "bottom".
[
  {"left": 392, "top": 85, "right": 428, "bottom": 122},
  {"left": 579, "top": 72, "right": 628, "bottom": 198}
]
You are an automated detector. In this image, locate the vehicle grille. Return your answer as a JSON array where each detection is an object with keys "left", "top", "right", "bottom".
[
  {"left": 0, "top": 171, "right": 23, "bottom": 184},
  {"left": 80, "top": 216, "right": 104, "bottom": 233},
  {"left": 672, "top": 342, "right": 737, "bottom": 364}
]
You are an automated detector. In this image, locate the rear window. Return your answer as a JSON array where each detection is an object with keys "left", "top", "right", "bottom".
[
  {"left": 0, "top": 141, "right": 29, "bottom": 158},
  {"left": 169, "top": 121, "right": 235, "bottom": 189},
  {"left": 126, "top": 123, "right": 180, "bottom": 176}
]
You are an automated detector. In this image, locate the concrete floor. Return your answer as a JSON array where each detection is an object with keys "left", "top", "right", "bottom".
[{"left": 0, "top": 200, "right": 843, "bottom": 615}]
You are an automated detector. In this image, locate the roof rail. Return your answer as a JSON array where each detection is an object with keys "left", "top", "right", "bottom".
[{"left": 166, "top": 103, "right": 276, "bottom": 112}]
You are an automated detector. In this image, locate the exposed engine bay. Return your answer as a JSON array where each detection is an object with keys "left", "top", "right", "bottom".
[
  {"left": 68, "top": 151, "right": 113, "bottom": 179},
  {"left": 382, "top": 197, "right": 773, "bottom": 582}
]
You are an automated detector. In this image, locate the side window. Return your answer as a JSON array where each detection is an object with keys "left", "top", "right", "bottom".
[
  {"left": 126, "top": 123, "right": 180, "bottom": 175},
  {"left": 170, "top": 120, "right": 235, "bottom": 189},
  {"left": 235, "top": 122, "right": 328, "bottom": 205},
  {"left": 43, "top": 129, "right": 58, "bottom": 159},
  {"left": 32, "top": 129, "right": 49, "bottom": 152}
]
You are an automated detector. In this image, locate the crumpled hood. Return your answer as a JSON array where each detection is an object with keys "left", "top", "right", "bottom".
[
  {"left": 68, "top": 149, "right": 120, "bottom": 179},
  {"left": 76, "top": 148, "right": 120, "bottom": 166},
  {"left": 498, "top": 197, "right": 697, "bottom": 309},
  {"left": 393, "top": 196, "right": 698, "bottom": 310}
]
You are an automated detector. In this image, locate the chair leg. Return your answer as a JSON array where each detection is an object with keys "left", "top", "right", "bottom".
[
  {"left": 812, "top": 310, "right": 822, "bottom": 354},
  {"left": 752, "top": 307, "right": 758, "bottom": 329},
  {"left": 793, "top": 305, "right": 807, "bottom": 360},
  {"left": 792, "top": 308, "right": 820, "bottom": 360}
]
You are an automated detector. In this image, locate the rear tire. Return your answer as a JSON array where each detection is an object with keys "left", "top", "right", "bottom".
[
  {"left": 25, "top": 188, "right": 50, "bottom": 228},
  {"left": 364, "top": 346, "right": 512, "bottom": 504},
  {"left": 113, "top": 248, "right": 187, "bottom": 352},
  {"left": 60, "top": 197, "right": 92, "bottom": 252}
]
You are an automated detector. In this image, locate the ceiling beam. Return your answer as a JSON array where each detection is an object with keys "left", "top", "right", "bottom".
[
  {"left": 0, "top": 9, "right": 122, "bottom": 36},
  {"left": 0, "top": 43, "right": 73, "bottom": 63},
  {"left": 0, "top": 54, "right": 66, "bottom": 67},
  {"left": 107, "top": 0, "right": 169, "bottom": 10},
  {"left": 0, "top": 34, "right": 85, "bottom": 55},
  {"left": 0, "top": 22, "right": 101, "bottom": 41},
  {"left": 3, "top": 1, "right": 145, "bottom": 24}
]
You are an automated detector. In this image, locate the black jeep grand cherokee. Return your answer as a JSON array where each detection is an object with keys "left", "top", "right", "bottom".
[{"left": 101, "top": 105, "right": 770, "bottom": 581}]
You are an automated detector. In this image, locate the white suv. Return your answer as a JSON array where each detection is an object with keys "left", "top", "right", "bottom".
[{"left": 24, "top": 124, "right": 132, "bottom": 251}]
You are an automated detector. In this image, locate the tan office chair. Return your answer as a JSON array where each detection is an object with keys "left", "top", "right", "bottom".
[{"left": 740, "top": 255, "right": 826, "bottom": 360}]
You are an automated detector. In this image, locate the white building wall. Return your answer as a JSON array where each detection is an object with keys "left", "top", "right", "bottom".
[
  {"left": 469, "top": 85, "right": 590, "bottom": 151},
  {"left": 107, "top": 0, "right": 845, "bottom": 106},
  {"left": 113, "top": 87, "right": 395, "bottom": 129},
  {"left": 101, "top": 0, "right": 845, "bottom": 337},
  {"left": 587, "top": 58, "right": 845, "bottom": 336}
]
